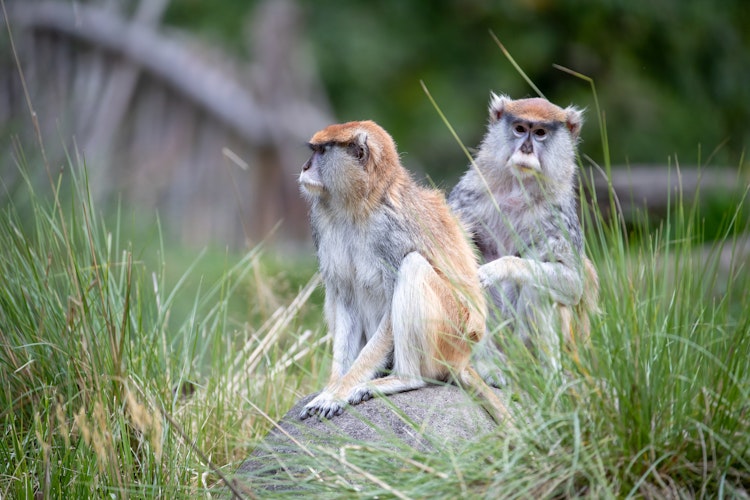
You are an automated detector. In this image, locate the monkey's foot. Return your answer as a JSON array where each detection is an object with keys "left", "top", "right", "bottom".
[
  {"left": 473, "top": 364, "right": 508, "bottom": 388},
  {"left": 347, "top": 385, "right": 374, "bottom": 405},
  {"left": 299, "top": 391, "right": 346, "bottom": 420}
]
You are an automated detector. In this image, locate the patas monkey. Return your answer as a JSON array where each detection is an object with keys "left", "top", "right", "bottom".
[
  {"left": 449, "top": 94, "right": 599, "bottom": 382},
  {"left": 298, "top": 120, "right": 510, "bottom": 424}
]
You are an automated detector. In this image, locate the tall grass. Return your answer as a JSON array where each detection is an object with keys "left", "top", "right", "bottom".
[
  {"left": 0, "top": 147, "right": 324, "bottom": 498},
  {"left": 576, "top": 176, "right": 750, "bottom": 497}
]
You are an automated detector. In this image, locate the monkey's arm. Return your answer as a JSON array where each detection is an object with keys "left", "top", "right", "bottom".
[
  {"left": 325, "top": 291, "right": 360, "bottom": 386},
  {"left": 300, "top": 314, "right": 393, "bottom": 420},
  {"left": 478, "top": 255, "right": 583, "bottom": 306}
]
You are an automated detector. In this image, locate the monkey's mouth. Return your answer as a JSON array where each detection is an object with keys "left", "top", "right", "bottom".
[
  {"left": 299, "top": 172, "right": 325, "bottom": 194},
  {"left": 515, "top": 163, "right": 537, "bottom": 173},
  {"left": 508, "top": 152, "right": 541, "bottom": 174}
]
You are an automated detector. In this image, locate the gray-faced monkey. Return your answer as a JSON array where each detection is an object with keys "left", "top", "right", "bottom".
[{"left": 449, "top": 94, "right": 599, "bottom": 382}]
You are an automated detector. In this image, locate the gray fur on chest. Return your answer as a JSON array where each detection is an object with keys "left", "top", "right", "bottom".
[
  {"left": 450, "top": 176, "right": 582, "bottom": 265},
  {"left": 310, "top": 204, "right": 414, "bottom": 311},
  {"left": 485, "top": 203, "right": 580, "bottom": 261}
]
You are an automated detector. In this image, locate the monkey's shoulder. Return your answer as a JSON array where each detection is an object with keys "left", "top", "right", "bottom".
[
  {"left": 448, "top": 169, "right": 484, "bottom": 213},
  {"left": 401, "top": 185, "right": 466, "bottom": 236}
]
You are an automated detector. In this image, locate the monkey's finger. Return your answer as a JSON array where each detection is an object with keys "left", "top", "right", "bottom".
[
  {"left": 326, "top": 406, "right": 342, "bottom": 419},
  {"left": 316, "top": 404, "right": 342, "bottom": 420},
  {"left": 299, "top": 406, "right": 318, "bottom": 420},
  {"left": 349, "top": 388, "right": 372, "bottom": 404}
]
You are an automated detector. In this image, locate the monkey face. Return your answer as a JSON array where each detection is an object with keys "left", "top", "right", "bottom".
[
  {"left": 481, "top": 94, "right": 584, "bottom": 187},
  {"left": 299, "top": 136, "right": 370, "bottom": 203},
  {"left": 300, "top": 121, "right": 404, "bottom": 215},
  {"left": 504, "top": 120, "right": 552, "bottom": 176},
  {"left": 299, "top": 143, "right": 329, "bottom": 196}
]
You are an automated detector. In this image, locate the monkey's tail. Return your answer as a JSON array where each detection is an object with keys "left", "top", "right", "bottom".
[{"left": 457, "top": 367, "right": 514, "bottom": 427}]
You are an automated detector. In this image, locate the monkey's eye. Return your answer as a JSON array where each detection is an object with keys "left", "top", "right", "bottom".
[
  {"left": 513, "top": 124, "right": 527, "bottom": 137},
  {"left": 308, "top": 143, "right": 327, "bottom": 154},
  {"left": 533, "top": 128, "right": 548, "bottom": 140}
]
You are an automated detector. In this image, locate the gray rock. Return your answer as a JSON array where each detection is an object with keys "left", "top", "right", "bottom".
[{"left": 234, "top": 385, "right": 502, "bottom": 492}]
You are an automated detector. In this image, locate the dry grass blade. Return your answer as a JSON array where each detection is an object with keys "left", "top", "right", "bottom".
[
  {"left": 228, "top": 273, "right": 322, "bottom": 392},
  {"left": 270, "top": 329, "right": 331, "bottom": 377},
  {"left": 244, "top": 398, "right": 314, "bottom": 458},
  {"left": 317, "top": 446, "right": 413, "bottom": 500},
  {"left": 157, "top": 403, "right": 257, "bottom": 500}
]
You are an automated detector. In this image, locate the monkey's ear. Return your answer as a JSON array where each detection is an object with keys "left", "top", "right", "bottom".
[
  {"left": 488, "top": 92, "right": 511, "bottom": 122},
  {"left": 348, "top": 133, "right": 370, "bottom": 166},
  {"left": 564, "top": 106, "right": 584, "bottom": 139}
]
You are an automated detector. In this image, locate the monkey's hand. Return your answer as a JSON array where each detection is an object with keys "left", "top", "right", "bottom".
[
  {"left": 299, "top": 389, "right": 347, "bottom": 420},
  {"left": 478, "top": 256, "right": 528, "bottom": 288}
]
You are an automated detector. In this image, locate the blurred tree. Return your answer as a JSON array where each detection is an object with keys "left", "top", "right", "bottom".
[{"left": 166, "top": 0, "right": 749, "bottom": 182}]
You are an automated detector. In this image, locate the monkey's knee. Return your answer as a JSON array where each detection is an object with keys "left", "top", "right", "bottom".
[
  {"left": 393, "top": 252, "right": 435, "bottom": 304},
  {"left": 399, "top": 252, "right": 432, "bottom": 277}
]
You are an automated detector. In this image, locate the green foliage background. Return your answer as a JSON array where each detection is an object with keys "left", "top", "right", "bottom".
[{"left": 167, "top": 0, "right": 749, "bottom": 183}]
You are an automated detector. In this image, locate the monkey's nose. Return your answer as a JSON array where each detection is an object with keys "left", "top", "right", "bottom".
[{"left": 302, "top": 159, "right": 311, "bottom": 171}]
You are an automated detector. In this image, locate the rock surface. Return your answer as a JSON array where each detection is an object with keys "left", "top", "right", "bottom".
[{"left": 235, "top": 385, "right": 503, "bottom": 490}]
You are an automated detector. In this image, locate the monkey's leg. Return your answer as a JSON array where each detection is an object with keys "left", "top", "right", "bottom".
[
  {"left": 324, "top": 291, "right": 365, "bottom": 386},
  {"left": 517, "top": 284, "right": 564, "bottom": 374},
  {"left": 348, "top": 252, "right": 468, "bottom": 403},
  {"left": 472, "top": 282, "right": 519, "bottom": 387},
  {"left": 472, "top": 330, "right": 510, "bottom": 388}
]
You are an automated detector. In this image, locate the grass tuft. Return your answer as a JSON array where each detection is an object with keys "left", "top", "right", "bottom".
[{"left": 0, "top": 147, "right": 322, "bottom": 498}]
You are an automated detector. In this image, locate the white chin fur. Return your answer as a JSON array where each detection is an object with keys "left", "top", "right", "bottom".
[
  {"left": 299, "top": 172, "right": 325, "bottom": 195},
  {"left": 507, "top": 152, "right": 540, "bottom": 174}
]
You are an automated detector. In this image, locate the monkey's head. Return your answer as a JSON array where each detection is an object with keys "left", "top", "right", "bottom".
[
  {"left": 299, "top": 121, "right": 402, "bottom": 210},
  {"left": 480, "top": 93, "right": 583, "bottom": 190}
]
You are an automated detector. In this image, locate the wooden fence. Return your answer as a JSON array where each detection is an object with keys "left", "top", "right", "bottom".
[{"left": 1, "top": 0, "right": 333, "bottom": 247}]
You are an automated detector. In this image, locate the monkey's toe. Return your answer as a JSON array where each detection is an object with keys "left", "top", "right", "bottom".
[
  {"left": 299, "top": 407, "right": 317, "bottom": 420},
  {"left": 320, "top": 405, "right": 344, "bottom": 420},
  {"left": 300, "top": 392, "right": 347, "bottom": 421},
  {"left": 348, "top": 386, "right": 373, "bottom": 405}
]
